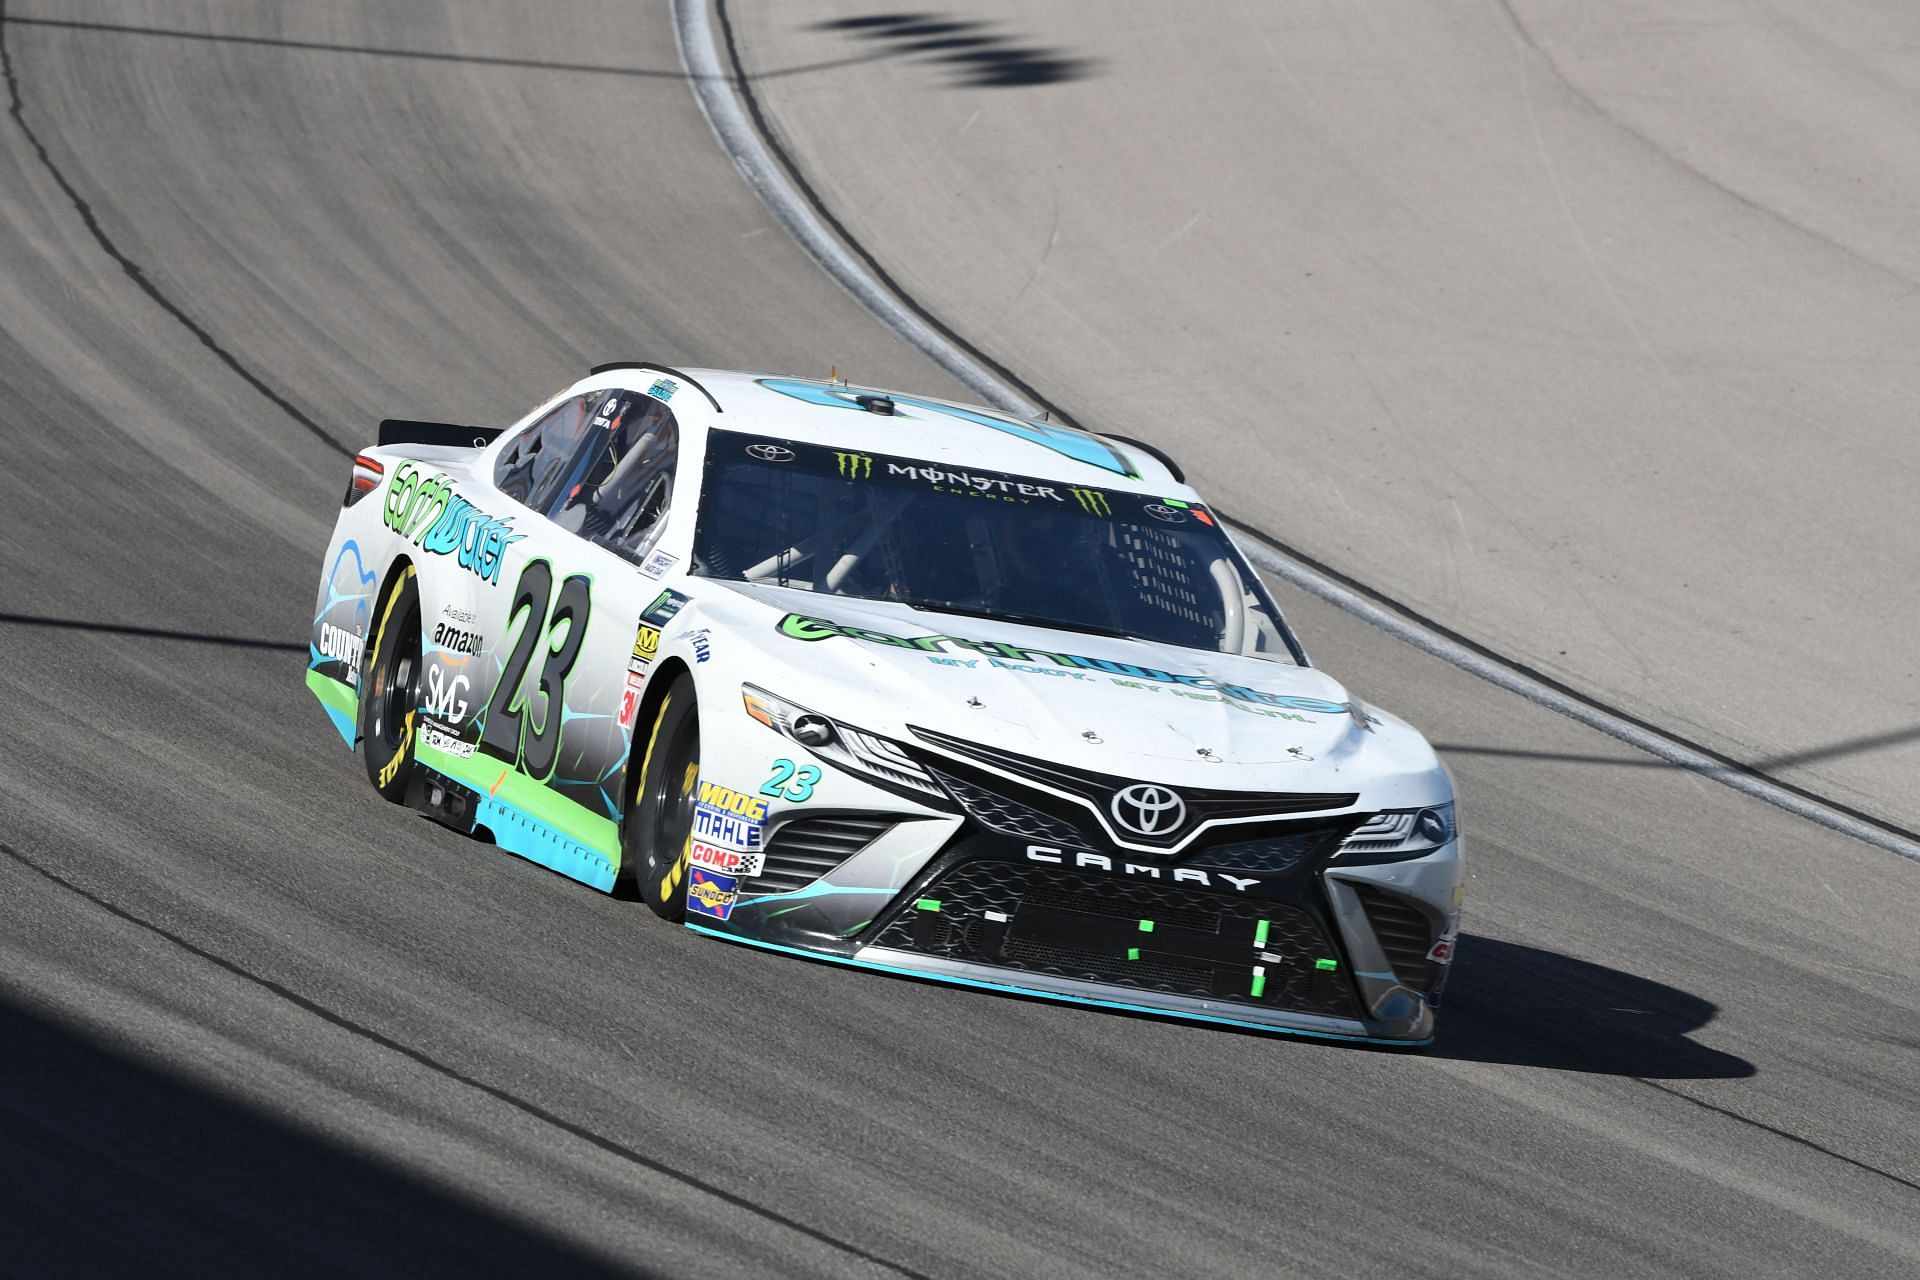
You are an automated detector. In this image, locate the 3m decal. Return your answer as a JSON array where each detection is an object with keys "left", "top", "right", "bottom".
[
  {"left": 696, "top": 781, "right": 769, "bottom": 821},
  {"left": 756, "top": 377, "right": 1139, "bottom": 477},
  {"left": 641, "top": 589, "right": 688, "bottom": 624},
  {"left": 479, "top": 560, "right": 592, "bottom": 780},
  {"left": 686, "top": 867, "right": 740, "bottom": 920},
  {"left": 383, "top": 462, "right": 523, "bottom": 585},
  {"left": 777, "top": 613, "right": 1350, "bottom": 715},
  {"left": 760, "top": 759, "right": 821, "bottom": 802},
  {"left": 693, "top": 802, "right": 762, "bottom": 849},
  {"left": 690, "top": 839, "right": 764, "bottom": 879},
  {"left": 618, "top": 670, "right": 646, "bottom": 730}
]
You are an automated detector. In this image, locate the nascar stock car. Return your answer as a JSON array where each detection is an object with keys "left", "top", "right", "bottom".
[{"left": 306, "top": 363, "right": 1463, "bottom": 1044}]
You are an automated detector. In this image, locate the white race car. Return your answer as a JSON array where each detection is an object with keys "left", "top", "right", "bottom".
[{"left": 307, "top": 364, "right": 1463, "bottom": 1044}]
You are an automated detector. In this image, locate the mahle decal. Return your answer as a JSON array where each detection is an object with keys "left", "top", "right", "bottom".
[{"left": 384, "top": 462, "right": 523, "bottom": 585}]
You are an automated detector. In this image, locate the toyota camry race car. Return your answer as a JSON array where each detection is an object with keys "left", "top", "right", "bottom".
[{"left": 306, "top": 364, "right": 1464, "bottom": 1044}]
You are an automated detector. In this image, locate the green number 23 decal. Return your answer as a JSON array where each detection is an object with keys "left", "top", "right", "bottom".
[
  {"left": 481, "top": 561, "right": 591, "bottom": 780},
  {"left": 761, "top": 758, "right": 820, "bottom": 802}
]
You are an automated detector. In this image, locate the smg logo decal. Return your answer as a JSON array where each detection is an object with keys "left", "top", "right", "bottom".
[
  {"left": 384, "top": 462, "right": 524, "bottom": 585},
  {"left": 775, "top": 613, "right": 1351, "bottom": 716}
]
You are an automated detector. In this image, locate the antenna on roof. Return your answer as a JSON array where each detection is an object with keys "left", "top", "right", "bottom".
[
  {"left": 1040, "top": 410, "right": 1051, "bottom": 422},
  {"left": 830, "top": 365, "right": 846, "bottom": 386}
]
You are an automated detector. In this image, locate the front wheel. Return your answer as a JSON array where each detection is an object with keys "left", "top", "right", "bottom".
[
  {"left": 359, "top": 565, "right": 422, "bottom": 803},
  {"left": 623, "top": 673, "right": 700, "bottom": 921}
]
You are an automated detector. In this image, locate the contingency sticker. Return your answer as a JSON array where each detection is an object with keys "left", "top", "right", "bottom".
[
  {"left": 690, "top": 839, "right": 764, "bottom": 879},
  {"left": 686, "top": 867, "right": 740, "bottom": 921}
]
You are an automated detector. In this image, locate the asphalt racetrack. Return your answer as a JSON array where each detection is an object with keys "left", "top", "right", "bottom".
[{"left": 0, "top": 3, "right": 1915, "bottom": 1277}]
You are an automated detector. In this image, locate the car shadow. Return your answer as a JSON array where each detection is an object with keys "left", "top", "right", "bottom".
[
  {"left": 1432, "top": 934, "right": 1756, "bottom": 1080},
  {"left": 811, "top": 12, "right": 1096, "bottom": 88}
]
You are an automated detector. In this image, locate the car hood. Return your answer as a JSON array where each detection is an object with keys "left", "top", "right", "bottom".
[{"left": 702, "top": 581, "right": 1438, "bottom": 790}]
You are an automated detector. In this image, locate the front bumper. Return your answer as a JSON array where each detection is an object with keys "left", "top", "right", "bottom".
[{"left": 691, "top": 823, "right": 1449, "bottom": 1045}]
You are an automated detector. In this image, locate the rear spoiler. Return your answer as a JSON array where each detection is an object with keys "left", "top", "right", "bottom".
[{"left": 378, "top": 419, "right": 504, "bottom": 450}]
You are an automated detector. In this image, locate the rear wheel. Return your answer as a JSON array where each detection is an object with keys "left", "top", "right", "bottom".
[
  {"left": 624, "top": 673, "right": 701, "bottom": 921},
  {"left": 360, "top": 566, "right": 423, "bottom": 803}
]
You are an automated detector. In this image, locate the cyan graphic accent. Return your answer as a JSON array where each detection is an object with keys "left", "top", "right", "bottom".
[
  {"left": 466, "top": 782, "right": 618, "bottom": 892},
  {"left": 757, "top": 377, "right": 1138, "bottom": 477},
  {"left": 684, "top": 925, "right": 1425, "bottom": 1045}
]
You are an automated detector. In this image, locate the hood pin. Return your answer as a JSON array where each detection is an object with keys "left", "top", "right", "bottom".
[
  {"left": 1288, "top": 746, "right": 1314, "bottom": 761},
  {"left": 967, "top": 696, "right": 984, "bottom": 708},
  {"left": 1196, "top": 747, "right": 1218, "bottom": 761},
  {"left": 1082, "top": 731, "right": 1103, "bottom": 743}
]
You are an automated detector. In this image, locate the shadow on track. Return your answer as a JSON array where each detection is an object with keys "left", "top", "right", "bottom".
[
  {"left": 0, "top": 998, "right": 642, "bottom": 1280},
  {"left": 813, "top": 12, "right": 1095, "bottom": 88},
  {"left": 1434, "top": 934, "right": 1755, "bottom": 1080}
]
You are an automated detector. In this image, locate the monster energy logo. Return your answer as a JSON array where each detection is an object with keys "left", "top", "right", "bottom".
[
  {"left": 1069, "top": 488, "right": 1112, "bottom": 516},
  {"left": 836, "top": 451, "right": 874, "bottom": 479}
]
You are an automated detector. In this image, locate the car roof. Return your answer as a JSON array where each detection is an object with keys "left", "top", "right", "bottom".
[{"left": 569, "top": 366, "right": 1190, "bottom": 495}]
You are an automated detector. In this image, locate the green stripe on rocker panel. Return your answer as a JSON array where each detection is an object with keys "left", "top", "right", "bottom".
[{"left": 416, "top": 739, "right": 621, "bottom": 862}]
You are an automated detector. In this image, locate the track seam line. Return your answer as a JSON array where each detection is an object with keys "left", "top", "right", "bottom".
[
  {"left": 0, "top": 841, "right": 931, "bottom": 1279},
  {"left": 670, "top": 0, "right": 1920, "bottom": 868},
  {"left": 0, "top": 0, "right": 350, "bottom": 458}
]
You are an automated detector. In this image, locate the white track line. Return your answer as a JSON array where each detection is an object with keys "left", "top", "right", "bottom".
[{"left": 671, "top": 0, "right": 1920, "bottom": 866}]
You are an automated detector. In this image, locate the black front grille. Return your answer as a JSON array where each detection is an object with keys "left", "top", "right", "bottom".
[
  {"left": 1353, "top": 884, "right": 1435, "bottom": 991},
  {"left": 741, "top": 814, "right": 893, "bottom": 896},
  {"left": 910, "top": 724, "right": 1357, "bottom": 851},
  {"left": 1188, "top": 828, "right": 1341, "bottom": 876},
  {"left": 929, "top": 767, "right": 1088, "bottom": 845},
  {"left": 874, "top": 860, "right": 1359, "bottom": 1019}
]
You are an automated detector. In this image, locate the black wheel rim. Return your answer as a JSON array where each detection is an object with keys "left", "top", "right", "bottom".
[
  {"left": 371, "top": 600, "right": 421, "bottom": 750},
  {"left": 647, "top": 712, "right": 700, "bottom": 875}
]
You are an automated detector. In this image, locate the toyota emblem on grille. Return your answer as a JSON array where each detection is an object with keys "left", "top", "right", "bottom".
[{"left": 1110, "top": 783, "right": 1186, "bottom": 837}]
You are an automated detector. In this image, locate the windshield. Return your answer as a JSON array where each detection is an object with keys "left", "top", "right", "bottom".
[{"left": 692, "top": 430, "right": 1303, "bottom": 662}]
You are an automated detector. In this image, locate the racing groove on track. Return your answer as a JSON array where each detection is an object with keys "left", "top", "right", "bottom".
[{"left": 0, "top": 3, "right": 1915, "bottom": 1277}]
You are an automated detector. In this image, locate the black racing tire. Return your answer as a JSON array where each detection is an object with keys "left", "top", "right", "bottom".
[
  {"left": 624, "top": 672, "right": 701, "bottom": 921},
  {"left": 359, "top": 564, "right": 423, "bottom": 804}
]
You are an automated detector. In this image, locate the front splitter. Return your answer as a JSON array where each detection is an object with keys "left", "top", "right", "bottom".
[{"left": 685, "top": 924, "right": 1431, "bottom": 1046}]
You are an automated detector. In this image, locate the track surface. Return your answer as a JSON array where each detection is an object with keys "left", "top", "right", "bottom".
[
  {"left": 727, "top": 0, "right": 1920, "bottom": 833},
  {"left": 0, "top": 3, "right": 1915, "bottom": 1277}
]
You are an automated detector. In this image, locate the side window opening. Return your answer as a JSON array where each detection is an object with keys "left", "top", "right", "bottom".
[
  {"left": 547, "top": 392, "right": 679, "bottom": 565},
  {"left": 496, "top": 395, "right": 594, "bottom": 507}
]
